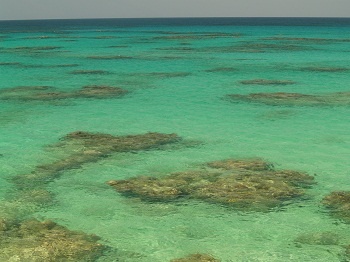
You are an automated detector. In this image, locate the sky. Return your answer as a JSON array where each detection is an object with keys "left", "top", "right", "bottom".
[{"left": 0, "top": 0, "right": 349, "bottom": 20}]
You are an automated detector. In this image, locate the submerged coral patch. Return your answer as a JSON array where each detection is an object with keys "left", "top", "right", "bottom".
[
  {"left": 107, "top": 45, "right": 129, "bottom": 48},
  {"left": 12, "top": 132, "right": 180, "bottom": 190},
  {"left": 170, "top": 253, "right": 220, "bottom": 262},
  {"left": 0, "top": 62, "right": 21, "bottom": 66},
  {"left": 70, "top": 70, "right": 112, "bottom": 75},
  {"left": 48, "top": 63, "right": 80, "bottom": 68},
  {"left": 90, "top": 36, "right": 117, "bottom": 39},
  {"left": 76, "top": 85, "right": 128, "bottom": 98},
  {"left": 262, "top": 36, "right": 350, "bottom": 43},
  {"left": 322, "top": 191, "right": 350, "bottom": 223},
  {"left": 204, "top": 67, "right": 237, "bottom": 73},
  {"left": 147, "top": 72, "right": 191, "bottom": 78},
  {"left": 126, "top": 72, "right": 191, "bottom": 79},
  {"left": 0, "top": 85, "right": 128, "bottom": 102},
  {"left": 301, "top": 67, "right": 349, "bottom": 72},
  {"left": 156, "top": 47, "right": 195, "bottom": 51},
  {"left": 294, "top": 232, "right": 340, "bottom": 245},
  {"left": 153, "top": 32, "right": 242, "bottom": 40},
  {"left": 201, "top": 42, "right": 314, "bottom": 54},
  {"left": 87, "top": 55, "right": 134, "bottom": 60},
  {"left": 225, "top": 92, "right": 350, "bottom": 106},
  {"left": 239, "top": 79, "right": 296, "bottom": 85},
  {"left": 5, "top": 46, "right": 62, "bottom": 53},
  {"left": 207, "top": 158, "right": 274, "bottom": 171},
  {"left": 0, "top": 218, "right": 106, "bottom": 261},
  {"left": 107, "top": 158, "right": 314, "bottom": 211}
]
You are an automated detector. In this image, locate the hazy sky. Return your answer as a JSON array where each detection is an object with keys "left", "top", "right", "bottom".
[{"left": 0, "top": 0, "right": 349, "bottom": 20}]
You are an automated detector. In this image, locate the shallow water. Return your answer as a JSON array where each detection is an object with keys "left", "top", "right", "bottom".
[{"left": 1, "top": 18, "right": 350, "bottom": 261}]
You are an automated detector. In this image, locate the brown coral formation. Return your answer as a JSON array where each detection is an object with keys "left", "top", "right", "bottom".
[
  {"left": 70, "top": 70, "right": 111, "bottom": 75},
  {"left": 226, "top": 92, "right": 350, "bottom": 106},
  {"left": 76, "top": 85, "right": 128, "bottom": 98},
  {"left": 170, "top": 253, "right": 220, "bottom": 262},
  {"left": 154, "top": 32, "right": 241, "bottom": 40},
  {"left": 107, "top": 158, "right": 314, "bottom": 211},
  {"left": 201, "top": 42, "right": 313, "bottom": 54},
  {"left": 12, "top": 131, "right": 180, "bottom": 190},
  {"left": 0, "top": 218, "right": 105, "bottom": 261},
  {"left": 301, "top": 67, "right": 349, "bottom": 72},
  {"left": 0, "top": 62, "right": 21, "bottom": 66},
  {"left": 294, "top": 232, "right": 340, "bottom": 245},
  {"left": 207, "top": 158, "right": 273, "bottom": 171},
  {"left": 322, "top": 191, "right": 350, "bottom": 223},
  {"left": 87, "top": 55, "right": 133, "bottom": 60},
  {"left": 239, "top": 79, "right": 296, "bottom": 85},
  {"left": 262, "top": 37, "right": 350, "bottom": 43},
  {"left": 204, "top": 67, "right": 237, "bottom": 73},
  {"left": 146, "top": 72, "right": 191, "bottom": 78},
  {"left": 0, "top": 85, "right": 128, "bottom": 101},
  {"left": 127, "top": 72, "right": 191, "bottom": 78},
  {"left": 8, "top": 46, "right": 62, "bottom": 51}
]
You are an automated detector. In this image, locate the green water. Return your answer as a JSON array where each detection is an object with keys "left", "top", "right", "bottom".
[{"left": 1, "top": 18, "right": 350, "bottom": 261}]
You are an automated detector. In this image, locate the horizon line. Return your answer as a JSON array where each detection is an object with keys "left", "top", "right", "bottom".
[{"left": 1, "top": 16, "right": 350, "bottom": 22}]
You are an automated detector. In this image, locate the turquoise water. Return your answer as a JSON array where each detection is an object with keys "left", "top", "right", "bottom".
[{"left": 1, "top": 18, "right": 350, "bottom": 261}]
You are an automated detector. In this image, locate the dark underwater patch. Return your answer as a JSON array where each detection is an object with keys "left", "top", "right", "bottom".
[
  {"left": 239, "top": 79, "right": 296, "bottom": 85},
  {"left": 69, "top": 69, "right": 112, "bottom": 75},
  {"left": 108, "top": 158, "right": 315, "bottom": 212},
  {"left": 225, "top": 92, "right": 350, "bottom": 106}
]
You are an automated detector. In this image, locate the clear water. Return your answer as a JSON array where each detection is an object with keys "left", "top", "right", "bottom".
[{"left": 1, "top": 18, "right": 350, "bottom": 261}]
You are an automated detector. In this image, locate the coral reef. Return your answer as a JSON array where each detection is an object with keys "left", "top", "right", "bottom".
[
  {"left": 200, "top": 42, "right": 314, "bottom": 54},
  {"left": 322, "top": 191, "right": 350, "bottom": 223},
  {"left": 0, "top": 218, "right": 105, "bottom": 261},
  {"left": 76, "top": 85, "right": 128, "bottom": 98},
  {"left": 207, "top": 158, "right": 273, "bottom": 171},
  {"left": 14, "top": 189, "right": 54, "bottom": 207},
  {"left": 146, "top": 72, "right": 191, "bottom": 78},
  {"left": 107, "top": 45, "right": 129, "bottom": 48},
  {"left": 294, "top": 232, "right": 340, "bottom": 245},
  {"left": 0, "top": 62, "right": 21, "bottom": 66},
  {"left": 262, "top": 37, "right": 350, "bottom": 43},
  {"left": 239, "top": 79, "right": 296, "bottom": 85},
  {"left": 170, "top": 253, "right": 220, "bottom": 262},
  {"left": 8, "top": 46, "right": 62, "bottom": 51},
  {"left": 204, "top": 67, "right": 237, "bottom": 73},
  {"left": 12, "top": 131, "right": 180, "bottom": 190},
  {"left": 70, "top": 70, "right": 111, "bottom": 75},
  {"left": 0, "top": 85, "right": 128, "bottom": 101},
  {"left": 91, "top": 36, "right": 117, "bottom": 39},
  {"left": 127, "top": 72, "right": 191, "bottom": 78},
  {"left": 154, "top": 32, "right": 241, "bottom": 40},
  {"left": 301, "top": 67, "right": 349, "bottom": 72},
  {"left": 87, "top": 55, "right": 134, "bottom": 60},
  {"left": 225, "top": 92, "right": 350, "bottom": 106},
  {"left": 107, "top": 158, "right": 314, "bottom": 211}
]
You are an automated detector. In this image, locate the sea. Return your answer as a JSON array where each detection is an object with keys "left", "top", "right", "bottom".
[{"left": 0, "top": 17, "right": 350, "bottom": 261}]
